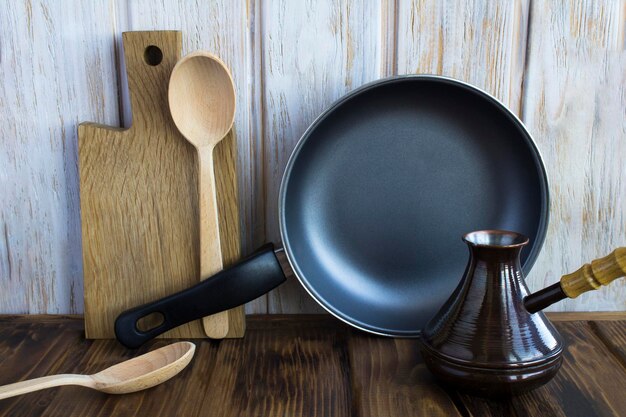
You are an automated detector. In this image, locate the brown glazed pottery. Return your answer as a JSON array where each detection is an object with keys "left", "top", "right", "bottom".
[
  {"left": 421, "top": 230, "right": 563, "bottom": 396},
  {"left": 419, "top": 230, "right": 626, "bottom": 396},
  {"left": 419, "top": 230, "right": 562, "bottom": 396}
]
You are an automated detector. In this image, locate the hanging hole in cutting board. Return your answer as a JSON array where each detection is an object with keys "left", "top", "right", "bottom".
[
  {"left": 144, "top": 45, "right": 163, "bottom": 66},
  {"left": 136, "top": 311, "right": 165, "bottom": 332}
]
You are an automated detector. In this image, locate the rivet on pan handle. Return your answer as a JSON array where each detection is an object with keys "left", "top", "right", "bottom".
[{"left": 114, "top": 244, "right": 286, "bottom": 349}]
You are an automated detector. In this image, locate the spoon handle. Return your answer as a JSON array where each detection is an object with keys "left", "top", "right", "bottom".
[
  {"left": 197, "top": 146, "right": 229, "bottom": 338},
  {"left": 0, "top": 374, "right": 93, "bottom": 400}
]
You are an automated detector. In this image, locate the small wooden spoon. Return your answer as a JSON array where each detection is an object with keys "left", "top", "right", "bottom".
[
  {"left": 169, "top": 52, "right": 236, "bottom": 339},
  {"left": 0, "top": 342, "right": 195, "bottom": 400}
]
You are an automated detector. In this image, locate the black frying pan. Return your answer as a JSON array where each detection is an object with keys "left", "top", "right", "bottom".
[{"left": 115, "top": 75, "right": 549, "bottom": 348}]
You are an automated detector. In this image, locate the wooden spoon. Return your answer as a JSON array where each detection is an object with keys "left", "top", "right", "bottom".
[
  {"left": 169, "top": 52, "right": 236, "bottom": 338},
  {"left": 0, "top": 341, "right": 195, "bottom": 400}
]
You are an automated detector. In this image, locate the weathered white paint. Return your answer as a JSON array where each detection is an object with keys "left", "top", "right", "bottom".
[
  {"left": 395, "top": 0, "right": 529, "bottom": 112},
  {"left": 522, "top": 0, "right": 626, "bottom": 311},
  {"left": 261, "top": 0, "right": 384, "bottom": 313},
  {"left": 0, "top": 0, "right": 624, "bottom": 314},
  {"left": 0, "top": 0, "right": 119, "bottom": 314}
]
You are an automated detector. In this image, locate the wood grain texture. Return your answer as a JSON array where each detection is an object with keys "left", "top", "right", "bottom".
[
  {"left": 521, "top": 322, "right": 626, "bottom": 417},
  {"left": 0, "top": 315, "right": 624, "bottom": 417},
  {"left": 0, "top": 341, "right": 194, "bottom": 399},
  {"left": 119, "top": 0, "right": 266, "bottom": 314},
  {"left": 395, "top": 0, "right": 530, "bottom": 112},
  {"left": 0, "top": 319, "right": 89, "bottom": 416},
  {"left": 461, "top": 321, "right": 626, "bottom": 417},
  {"left": 547, "top": 311, "right": 626, "bottom": 321},
  {"left": 2, "top": 1, "right": 626, "bottom": 315},
  {"left": 590, "top": 320, "right": 626, "bottom": 371},
  {"left": 523, "top": 0, "right": 626, "bottom": 311},
  {"left": 0, "top": 0, "right": 120, "bottom": 314},
  {"left": 561, "top": 247, "right": 626, "bottom": 298},
  {"left": 168, "top": 51, "right": 239, "bottom": 338},
  {"left": 213, "top": 130, "right": 248, "bottom": 335},
  {"left": 0, "top": 320, "right": 218, "bottom": 417},
  {"left": 202, "top": 318, "right": 353, "bottom": 416},
  {"left": 261, "top": 0, "right": 384, "bottom": 313},
  {"left": 348, "top": 334, "right": 462, "bottom": 416},
  {"left": 80, "top": 31, "right": 203, "bottom": 339}
]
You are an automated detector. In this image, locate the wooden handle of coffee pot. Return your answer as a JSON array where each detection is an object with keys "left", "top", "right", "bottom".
[
  {"left": 560, "top": 247, "right": 626, "bottom": 298},
  {"left": 524, "top": 247, "right": 626, "bottom": 313}
]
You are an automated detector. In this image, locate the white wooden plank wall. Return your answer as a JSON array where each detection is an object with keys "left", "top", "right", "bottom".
[
  {"left": 0, "top": 0, "right": 120, "bottom": 314},
  {"left": 0, "top": 0, "right": 624, "bottom": 314},
  {"left": 261, "top": 0, "right": 384, "bottom": 313},
  {"left": 523, "top": 0, "right": 626, "bottom": 310}
]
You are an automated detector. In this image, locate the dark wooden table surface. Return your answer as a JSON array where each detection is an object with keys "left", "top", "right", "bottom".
[{"left": 0, "top": 314, "right": 624, "bottom": 417}]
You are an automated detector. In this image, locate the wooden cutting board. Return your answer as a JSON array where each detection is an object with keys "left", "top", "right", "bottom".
[{"left": 79, "top": 31, "right": 244, "bottom": 339}]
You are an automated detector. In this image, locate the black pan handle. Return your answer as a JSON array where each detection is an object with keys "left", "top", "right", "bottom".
[{"left": 114, "top": 244, "right": 285, "bottom": 348}]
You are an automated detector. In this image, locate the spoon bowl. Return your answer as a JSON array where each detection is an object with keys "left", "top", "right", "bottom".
[
  {"left": 169, "top": 53, "right": 236, "bottom": 148},
  {"left": 0, "top": 342, "right": 195, "bottom": 399},
  {"left": 91, "top": 341, "right": 196, "bottom": 394}
]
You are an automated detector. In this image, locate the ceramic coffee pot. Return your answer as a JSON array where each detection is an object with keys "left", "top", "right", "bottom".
[{"left": 419, "top": 230, "right": 625, "bottom": 396}]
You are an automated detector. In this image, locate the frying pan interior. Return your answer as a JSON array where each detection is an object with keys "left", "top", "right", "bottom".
[{"left": 280, "top": 77, "right": 548, "bottom": 336}]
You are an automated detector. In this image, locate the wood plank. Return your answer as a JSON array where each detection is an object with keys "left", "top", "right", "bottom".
[
  {"left": 119, "top": 1, "right": 251, "bottom": 320},
  {"left": 214, "top": 131, "right": 247, "bottom": 330},
  {"left": 261, "top": 0, "right": 384, "bottom": 313},
  {"left": 521, "top": 0, "right": 626, "bottom": 311},
  {"left": 1, "top": 1, "right": 626, "bottom": 317},
  {"left": 451, "top": 396, "right": 517, "bottom": 417},
  {"left": 0, "top": 315, "right": 83, "bottom": 324},
  {"left": 0, "top": 320, "right": 88, "bottom": 416},
  {"left": 395, "top": 0, "right": 530, "bottom": 113},
  {"left": 0, "top": 320, "right": 84, "bottom": 374},
  {"left": 547, "top": 312, "right": 626, "bottom": 321},
  {"left": 13, "top": 340, "right": 128, "bottom": 417},
  {"left": 121, "top": 0, "right": 254, "bottom": 251},
  {"left": 589, "top": 320, "right": 626, "bottom": 367},
  {"left": 0, "top": 330, "right": 220, "bottom": 417},
  {"left": 39, "top": 339, "right": 219, "bottom": 417},
  {"left": 0, "top": 0, "right": 119, "bottom": 314},
  {"left": 80, "top": 31, "right": 212, "bottom": 339},
  {"left": 0, "top": 316, "right": 624, "bottom": 416},
  {"left": 459, "top": 321, "right": 626, "bottom": 417},
  {"left": 380, "top": 0, "right": 398, "bottom": 77},
  {"left": 348, "top": 332, "right": 462, "bottom": 417},
  {"left": 201, "top": 318, "right": 353, "bottom": 416},
  {"left": 121, "top": 0, "right": 265, "bottom": 314},
  {"left": 3, "top": 311, "right": 625, "bottom": 323}
]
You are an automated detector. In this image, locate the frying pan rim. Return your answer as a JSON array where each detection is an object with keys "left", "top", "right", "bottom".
[{"left": 278, "top": 74, "right": 550, "bottom": 337}]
